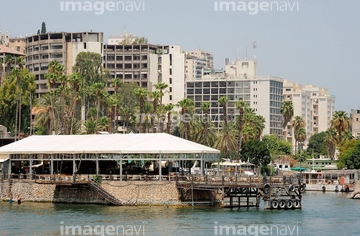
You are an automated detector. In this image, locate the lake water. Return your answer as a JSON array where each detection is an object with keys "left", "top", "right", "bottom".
[{"left": 1, "top": 191, "right": 359, "bottom": 236}]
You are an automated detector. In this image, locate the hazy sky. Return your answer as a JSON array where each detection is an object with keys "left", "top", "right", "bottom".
[{"left": 1, "top": 0, "right": 359, "bottom": 112}]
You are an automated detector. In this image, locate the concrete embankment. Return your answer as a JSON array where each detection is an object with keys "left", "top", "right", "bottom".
[{"left": 0, "top": 179, "right": 218, "bottom": 206}]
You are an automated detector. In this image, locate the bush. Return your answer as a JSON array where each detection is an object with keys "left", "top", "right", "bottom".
[{"left": 92, "top": 174, "right": 102, "bottom": 185}]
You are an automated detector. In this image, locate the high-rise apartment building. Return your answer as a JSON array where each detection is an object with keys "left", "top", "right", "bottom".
[
  {"left": 103, "top": 43, "right": 185, "bottom": 104},
  {"left": 187, "top": 49, "right": 213, "bottom": 70},
  {"left": 186, "top": 60, "right": 283, "bottom": 136},
  {"left": 185, "top": 55, "right": 206, "bottom": 80},
  {"left": 25, "top": 32, "right": 103, "bottom": 97},
  {"left": 350, "top": 109, "right": 360, "bottom": 138},
  {"left": 283, "top": 80, "right": 335, "bottom": 147},
  {"left": 8, "top": 37, "right": 26, "bottom": 54}
]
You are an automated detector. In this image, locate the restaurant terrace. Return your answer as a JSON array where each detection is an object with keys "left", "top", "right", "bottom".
[{"left": 0, "top": 133, "right": 220, "bottom": 181}]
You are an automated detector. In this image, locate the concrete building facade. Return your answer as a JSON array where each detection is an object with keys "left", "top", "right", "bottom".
[
  {"left": 8, "top": 37, "right": 26, "bottom": 53},
  {"left": 25, "top": 32, "right": 103, "bottom": 97},
  {"left": 186, "top": 69, "right": 283, "bottom": 136},
  {"left": 103, "top": 43, "right": 185, "bottom": 104},
  {"left": 350, "top": 109, "right": 360, "bottom": 138},
  {"left": 0, "top": 32, "right": 11, "bottom": 46},
  {"left": 185, "top": 55, "right": 206, "bottom": 80},
  {"left": 187, "top": 49, "right": 214, "bottom": 70},
  {"left": 282, "top": 80, "right": 335, "bottom": 147}
]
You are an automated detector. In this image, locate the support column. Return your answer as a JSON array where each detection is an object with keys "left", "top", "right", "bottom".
[
  {"left": 8, "top": 158, "right": 11, "bottom": 179},
  {"left": 200, "top": 155, "right": 204, "bottom": 176},
  {"left": 29, "top": 155, "right": 33, "bottom": 180},
  {"left": 50, "top": 156, "right": 54, "bottom": 175},
  {"left": 73, "top": 159, "right": 76, "bottom": 176},
  {"left": 96, "top": 156, "right": 99, "bottom": 175},
  {"left": 120, "top": 156, "right": 123, "bottom": 181},
  {"left": 159, "top": 154, "right": 162, "bottom": 181}
]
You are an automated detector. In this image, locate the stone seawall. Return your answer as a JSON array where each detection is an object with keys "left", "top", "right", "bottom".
[
  {"left": 100, "top": 181, "right": 181, "bottom": 205},
  {"left": 0, "top": 180, "right": 106, "bottom": 204},
  {"left": 0, "top": 180, "right": 217, "bottom": 206}
]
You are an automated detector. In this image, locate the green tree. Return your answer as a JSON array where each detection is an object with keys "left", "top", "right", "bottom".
[
  {"left": 177, "top": 98, "right": 195, "bottom": 140},
  {"left": 262, "top": 134, "right": 292, "bottom": 157},
  {"left": 292, "top": 116, "right": 306, "bottom": 153},
  {"left": 235, "top": 100, "right": 249, "bottom": 155},
  {"left": 41, "top": 22, "right": 47, "bottom": 34},
  {"left": 193, "top": 102, "right": 216, "bottom": 147},
  {"left": 324, "top": 128, "right": 337, "bottom": 160},
  {"left": 280, "top": 100, "right": 294, "bottom": 140},
  {"left": 331, "top": 110, "right": 350, "bottom": 143},
  {"left": 163, "top": 104, "right": 174, "bottom": 134},
  {"left": 339, "top": 139, "right": 360, "bottom": 169},
  {"left": 134, "top": 87, "right": 149, "bottom": 133},
  {"left": 306, "top": 132, "right": 327, "bottom": 157},
  {"left": 240, "top": 140, "right": 271, "bottom": 169}
]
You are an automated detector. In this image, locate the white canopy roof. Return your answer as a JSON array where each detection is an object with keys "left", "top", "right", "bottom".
[{"left": 0, "top": 133, "right": 220, "bottom": 155}]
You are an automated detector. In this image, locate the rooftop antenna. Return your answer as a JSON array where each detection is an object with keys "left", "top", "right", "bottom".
[{"left": 253, "top": 41, "right": 257, "bottom": 60}]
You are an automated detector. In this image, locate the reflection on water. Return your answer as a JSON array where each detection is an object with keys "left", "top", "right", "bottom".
[{"left": 1, "top": 192, "right": 360, "bottom": 236}]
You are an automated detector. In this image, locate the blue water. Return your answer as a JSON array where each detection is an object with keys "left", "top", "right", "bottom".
[{"left": 1, "top": 192, "right": 359, "bottom": 236}]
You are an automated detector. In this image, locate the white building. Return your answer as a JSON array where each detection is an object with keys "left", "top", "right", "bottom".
[
  {"left": 159, "top": 45, "right": 185, "bottom": 105},
  {"left": 25, "top": 32, "right": 103, "bottom": 97},
  {"left": 350, "top": 109, "right": 360, "bottom": 138},
  {"left": 283, "top": 80, "right": 335, "bottom": 147},
  {"left": 186, "top": 59, "right": 283, "bottom": 136},
  {"left": 185, "top": 55, "right": 206, "bottom": 80},
  {"left": 187, "top": 49, "right": 213, "bottom": 70}
]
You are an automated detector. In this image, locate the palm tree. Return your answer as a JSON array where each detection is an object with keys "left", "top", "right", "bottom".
[
  {"left": 294, "top": 128, "right": 307, "bottom": 154},
  {"left": 218, "top": 96, "right": 229, "bottom": 131},
  {"left": 15, "top": 56, "right": 24, "bottom": 69},
  {"left": 253, "top": 115, "right": 266, "bottom": 140},
  {"left": 150, "top": 91, "right": 162, "bottom": 133},
  {"left": 177, "top": 98, "right": 194, "bottom": 140},
  {"left": 324, "top": 128, "right": 337, "bottom": 160},
  {"left": 68, "top": 73, "right": 82, "bottom": 134},
  {"left": 292, "top": 116, "right": 306, "bottom": 153},
  {"left": 134, "top": 88, "right": 149, "bottom": 133},
  {"left": 235, "top": 100, "right": 249, "bottom": 155},
  {"left": 154, "top": 82, "right": 168, "bottom": 132},
  {"left": 163, "top": 104, "right": 174, "bottom": 134},
  {"left": 4, "top": 55, "right": 14, "bottom": 73},
  {"left": 214, "top": 125, "right": 237, "bottom": 159},
  {"left": 331, "top": 110, "right": 350, "bottom": 143},
  {"left": 280, "top": 100, "right": 294, "bottom": 140},
  {"left": 97, "top": 116, "right": 110, "bottom": 132},
  {"left": 193, "top": 102, "right": 216, "bottom": 146},
  {"left": 111, "top": 78, "right": 122, "bottom": 132},
  {"left": 154, "top": 82, "right": 168, "bottom": 106}
]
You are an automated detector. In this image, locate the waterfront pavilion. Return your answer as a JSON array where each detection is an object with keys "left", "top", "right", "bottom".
[{"left": 0, "top": 133, "right": 220, "bottom": 180}]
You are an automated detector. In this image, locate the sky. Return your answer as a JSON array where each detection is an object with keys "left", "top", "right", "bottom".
[{"left": 1, "top": 0, "right": 359, "bottom": 112}]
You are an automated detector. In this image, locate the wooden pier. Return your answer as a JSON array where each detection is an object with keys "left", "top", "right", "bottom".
[{"left": 176, "top": 174, "right": 305, "bottom": 209}]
